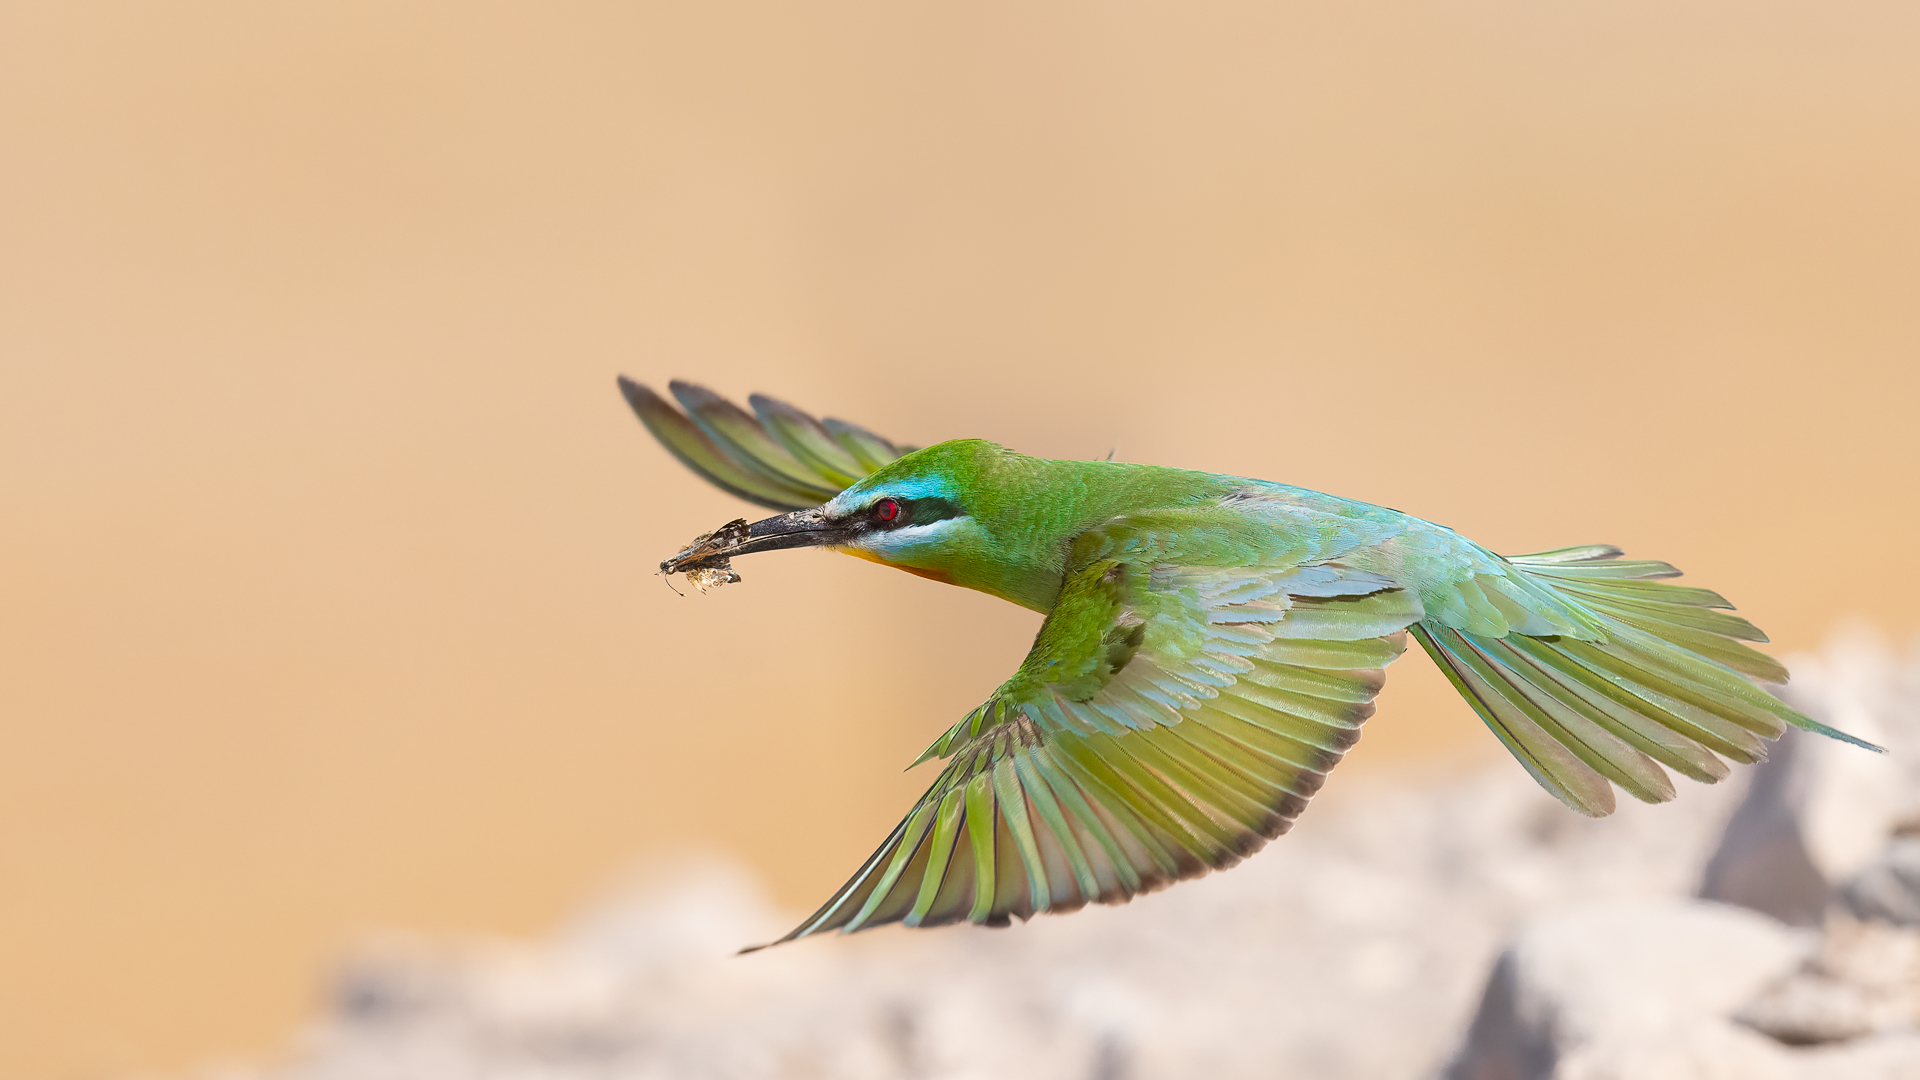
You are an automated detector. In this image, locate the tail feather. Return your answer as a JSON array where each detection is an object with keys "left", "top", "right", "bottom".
[
  {"left": 1553, "top": 584, "right": 1770, "bottom": 641},
  {"left": 1419, "top": 546, "right": 1884, "bottom": 817},
  {"left": 1413, "top": 624, "right": 1672, "bottom": 814},
  {"left": 1514, "top": 544, "right": 1626, "bottom": 564},
  {"left": 1551, "top": 637, "right": 1775, "bottom": 759},
  {"left": 1502, "top": 635, "right": 1731, "bottom": 784},
  {"left": 1523, "top": 558, "right": 1682, "bottom": 580}
]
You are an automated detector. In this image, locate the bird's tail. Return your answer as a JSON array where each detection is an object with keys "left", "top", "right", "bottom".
[{"left": 1410, "top": 545, "right": 1881, "bottom": 817}]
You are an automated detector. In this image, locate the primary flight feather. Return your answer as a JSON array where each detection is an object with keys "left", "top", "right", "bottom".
[{"left": 619, "top": 377, "right": 1878, "bottom": 947}]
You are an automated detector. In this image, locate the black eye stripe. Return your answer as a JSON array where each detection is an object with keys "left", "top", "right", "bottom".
[{"left": 854, "top": 495, "right": 961, "bottom": 531}]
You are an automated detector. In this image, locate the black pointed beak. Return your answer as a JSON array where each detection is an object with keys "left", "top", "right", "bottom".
[
  {"left": 659, "top": 507, "right": 849, "bottom": 575},
  {"left": 729, "top": 507, "right": 850, "bottom": 556}
]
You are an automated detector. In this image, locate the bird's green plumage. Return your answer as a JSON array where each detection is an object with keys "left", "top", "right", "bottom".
[
  {"left": 840, "top": 441, "right": 1252, "bottom": 612},
  {"left": 619, "top": 378, "right": 1883, "bottom": 948}
]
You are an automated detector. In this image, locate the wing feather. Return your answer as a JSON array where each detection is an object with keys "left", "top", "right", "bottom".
[
  {"left": 616, "top": 378, "right": 817, "bottom": 510},
  {"left": 748, "top": 393, "right": 867, "bottom": 486},
  {"left": 618, "top": 377, "right": 914, "bottom": 508},
  {"left": 669, "top": 382, "right": 842, "bottom": 501},
  {"left": 822, "top": 417, "right": 905, "bottom": 472},
  {"left": 752, "top": 545, "right": 1413, "bottom": 948}
]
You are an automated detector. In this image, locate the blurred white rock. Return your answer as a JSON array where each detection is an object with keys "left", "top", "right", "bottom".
[
  {"left": 215, "top": 636, "right": 1920, "bottom": 1080},
  {"left": 1845, "top": 839, "right": 1920, "bottom": 926},
  {"left": 1699, "top": 629, "right": 1919, "bottom": 925},
  {"left": 1447, "top": 897, "right": 1920, "bottom": 1079},
  {"left": 253, "top": 765, "right": 1741, "bottom": 1080},
  {"left": 1783, "top": 629, "right": 1917, "bottom": 882},
  {"left": 1445, "top": 900, "right": 1808, "bottom": 1080},
  {"left": 1740, "top": 917, "right": 1920, "bottom": 1046},
  {"left": 1448, "top": 630, "right": 1920, "bottom": 1080}
]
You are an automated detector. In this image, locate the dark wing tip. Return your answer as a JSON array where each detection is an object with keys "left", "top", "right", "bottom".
[
  {"left": 668, "top": 379, "right": 729, "bottom": 412},
  {"left": 745, "top": 391, "right": 796, "bottom": 415},
  {"left": 616, "top": 376, "right": 818, "bottom": 511},
  {"left": 615, "top": 374, "right": 655, "bottom": 407},
  {"left": 615, "top": 376, "right": 686, "bottom": 429}
]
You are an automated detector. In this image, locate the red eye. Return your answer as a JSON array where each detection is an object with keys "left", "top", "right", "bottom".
[{"left": 873, "top": 498, "right": 900, "bottom": 524}]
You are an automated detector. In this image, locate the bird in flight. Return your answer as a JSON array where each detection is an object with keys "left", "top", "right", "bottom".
[{"left": 619, "top": 377, "right": 1876, "bottom": 948}]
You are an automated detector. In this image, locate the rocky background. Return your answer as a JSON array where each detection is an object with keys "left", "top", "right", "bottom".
[{"left": 222, "top": 636, "right": 1920, "bottom": 1080}]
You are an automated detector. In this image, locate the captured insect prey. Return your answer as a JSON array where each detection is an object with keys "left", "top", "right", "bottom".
[{"left": 659, "top": 517, "right": 750, "bottom": 594}]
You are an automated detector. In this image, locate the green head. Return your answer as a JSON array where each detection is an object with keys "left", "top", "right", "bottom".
[
  {"left": 716, "top": 440, "right": 1044, "bottom": 606},
  {"left": 823, "top": 439, "right": 1037, "bottom": 591}
]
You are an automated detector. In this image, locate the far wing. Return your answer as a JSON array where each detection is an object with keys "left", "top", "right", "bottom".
[
  {"left": 755, "top": 547, "right": 1422, "bottom": 947},
  {"left": 617, "top": 377, "right": 915, "bottom": 511}
]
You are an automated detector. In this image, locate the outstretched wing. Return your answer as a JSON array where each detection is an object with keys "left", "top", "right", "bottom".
[
  {"left": 754, "top": 538, "right": 1423, "bottom": 947},
  {"left": 617, "top": 377, "right": 914, "bottom": 511}
]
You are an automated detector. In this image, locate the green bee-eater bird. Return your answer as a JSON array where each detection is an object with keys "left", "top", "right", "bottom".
[{"left": 619, "top": 377, "right": 1877, "bottom": 947}]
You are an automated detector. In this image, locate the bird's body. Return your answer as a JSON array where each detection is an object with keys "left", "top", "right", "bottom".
[
  {"left": 624, "top": 378, "right": 1876, "bottom": 948},
  {"left": 808, "top": 439, "right": 1558, "bottom": 626}
]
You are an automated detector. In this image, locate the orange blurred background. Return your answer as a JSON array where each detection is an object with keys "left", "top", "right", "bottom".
[{"left": 2, "top": 2, "right": 1916, "bottom": 1076}]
